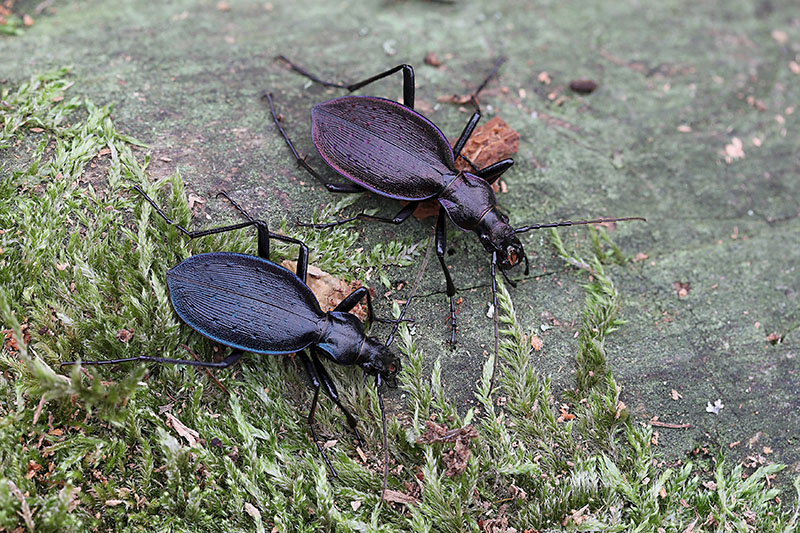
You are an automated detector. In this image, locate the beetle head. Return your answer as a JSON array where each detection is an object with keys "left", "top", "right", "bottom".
[
  {"left": 359, "top": 337, "right": 401, "bottom": 387},
  {"left": 476, "top": 208, "right": 529, "bottom": 273}
]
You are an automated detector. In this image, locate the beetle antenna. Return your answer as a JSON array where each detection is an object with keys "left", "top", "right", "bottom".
[
  {"left": 489, "top": 252, "right": 501, "bottom": 394},
  {"left": 385, "top": 232, "right": 434, "bottom": 347},
  {"left": 514, "top": 216, "right": 646, "bottom": 234},
  {"left": 376, "top": 375, "right": 389, "bottom": 503},
  {"left": 473, "top": 56, "right": 506, "bottom": 101}
]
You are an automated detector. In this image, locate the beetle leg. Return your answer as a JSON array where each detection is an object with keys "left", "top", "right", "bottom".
[
  {"left": 476, "top": 158, "right": 515, "bottom": 185},
  {"left": 264, "top": 93, "right": 365, "bottom": 194},
  {"left": 310, "top": 349, "right": 365, "bottom": 448},
  {"left": 62, "top": 349, "right": 245, "bottom": 368},
  {"left": 335, "top": 286, "right": 412, "bottom": 329},
  {"left": 436, "top": 207, "right": 458, "bottom": 345},
  {"left": 297, "top": 201, "right": 419, "bottom": 230},
  {"left": 298, "top": 351, "right": 338, "bottom": 477},
  {"left": 452, "top": 110, "right": 482, "bottom": 161},
  {"left": 277, "top": 56, "right": 415, "bottom": 109}
]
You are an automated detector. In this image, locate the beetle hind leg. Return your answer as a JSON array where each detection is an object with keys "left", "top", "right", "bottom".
[{"left": 264, "top": 92, "right": 365, "bottom": 194}]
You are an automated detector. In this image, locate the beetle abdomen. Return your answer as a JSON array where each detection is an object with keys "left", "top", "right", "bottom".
[
  {"left": 312, "top": 96, "right": 454, "bottom": 200},
  {"left": 167, "top": 253, "right": 323, "bottom": 354}
]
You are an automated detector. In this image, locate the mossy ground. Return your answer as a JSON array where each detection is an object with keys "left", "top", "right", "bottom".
[{"left": 2, "top": 0, "right": 800, "bottom": 531}]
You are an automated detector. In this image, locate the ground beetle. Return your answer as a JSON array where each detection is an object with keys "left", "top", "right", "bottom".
[
  {"left": 266, "top": 57, "right": 644, "bottom": 385},
  {"left": 63, "top": 186, "right": 405, "bottom": 495}
]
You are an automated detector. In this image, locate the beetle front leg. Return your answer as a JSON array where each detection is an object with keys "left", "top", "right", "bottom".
[
  {"left": 298, "top": 351, "right": 337, "bottom": 477},
  {"left": 310, "top": 349, "right": 365, "bottom": 448},
  {"left": 436, "top": 207, "right": 458, "bottom": 345},
  {"left": 335, "top": 286, "right": 412, "bottom": 328},
  {"left": 476, "top": 158, "right": 514, "bottom": 185}
]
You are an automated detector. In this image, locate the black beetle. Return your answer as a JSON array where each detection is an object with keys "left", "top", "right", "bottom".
[
  {"left": 63, "top": 185, "right": 405, "bottom": 493},
  {"left": 266, "top": 57, "right": 644, "bottom": 384}
]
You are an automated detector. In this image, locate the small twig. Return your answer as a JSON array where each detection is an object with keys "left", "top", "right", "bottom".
[
  {"left": 181, "top": 344, "right": 230, "bottom": 395},
  {"left": 649, "top": 419, "right": 692, "bottom": 429},
  {"left": 32, "top": 394, "right": 47, "bottom": 425},
  {"left": 8, "top": 481, "right": 35, "bottom": 533}
]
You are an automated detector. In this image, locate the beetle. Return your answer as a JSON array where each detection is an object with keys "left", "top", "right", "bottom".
[
  {"left": 266, "top": 56, "right": 644, "bottom": 386},
  {"left": 62, "top": 185, "right": 405, "bottom": 493}
]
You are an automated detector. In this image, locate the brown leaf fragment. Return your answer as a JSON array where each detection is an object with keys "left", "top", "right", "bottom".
[
  {"left": 281, "top": 261, "right": 367, "bottom": 321},
  {"left": 632, "top": 252, "right": 649, "bottom": 262},
  {"left": 451, "top": 116, "right": 520, "bottom": 183},
  {"left": 436, "top": 93, "right": 473, "bottom": 105},
  {"left": 105, "top": 499, "right": 124, "bottom": 507},
  {"left": 187, "top": 193, "right": 206, "bottom": 210},
  {"left": 382, "top": 489, "right": 419, "bottom": 505},
  {"left": 671, "top": 389, "right": 682, "bottom": 400},
  {"left": 26, "top": 460, "right": 42, "bottom": 479},
  {"left": 569, "top": 79, "right": 598, "bottom": 94},
  {"left": 673, "top": 281, "right": 691, "bottom": 298},
  {"left": 350, "top": 500, "right": 362, "bottom": 511},
  {"left": 723, "top": 137, "right": 745, "bottom": 163},
  {"left": 424, "top": 51, "right": 441, "bottom": 67},
  {"left": 115, "top": 328, "right": 134, "bottom": 342},
  {"left": 23, "top": 14, "right": 34, "bottom": 26},
  {"left": 771, "top": 30, "right": 788, "bottom": 44},
  {"left": 538, "top": 71, "right": 551, "bottom": 85},
  {"left": 766, "top": 331, "right": 781, "bottom": 344},
  {"left": 530, "top": 334, "right": 544, "bottom": 351},
  {"left": 417, "top": 421, "right": 479, "bottom": 477},
  {"left": 165, "top": 412, "right": 199, "bottom": 446},
  {"left": 411, "top": 199, "right": 440, "bottom": 220}
]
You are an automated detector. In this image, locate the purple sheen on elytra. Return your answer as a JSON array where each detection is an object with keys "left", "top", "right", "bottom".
[
  {"left": 167, "top": 252, "right": 324, "bottom": 355},
  {"left": 311, "top": 95, "right": 455, "bottom": 201}
]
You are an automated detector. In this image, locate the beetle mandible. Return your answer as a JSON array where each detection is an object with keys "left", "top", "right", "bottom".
[
  {"left": 63, "top": 185, "right": 404, "bottom": 493},
  {"left": 266, "top": 57, "right": 644, "bottom": 384}
]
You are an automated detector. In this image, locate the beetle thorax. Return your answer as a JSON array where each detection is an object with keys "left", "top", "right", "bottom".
[
  {"left": 316, "top": 311, "right": 367, "bottom": 366},
  {"left": 439, "top": 172, "right": 498, "bottom": 231}
]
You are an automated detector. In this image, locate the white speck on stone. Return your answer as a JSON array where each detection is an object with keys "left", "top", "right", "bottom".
[{"left": 706, "top": 399, "right": 724, "bottom": 415}]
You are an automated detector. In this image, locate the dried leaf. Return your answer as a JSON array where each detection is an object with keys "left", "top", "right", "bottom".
[
  {"left": 244, "top": 502, "right": 261, "bottom": 520},
  {"left": 382, "top": 489, "right": 419, "bottom": 505},
  {"left": 281, "top": 261, "right": 367, "bottom": 320},
  {"left": 165, "top": 412, "right": 199, "bottom": 446},
  {"left": 673, "top": 281, "right": 691, "bottom": 298}
]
